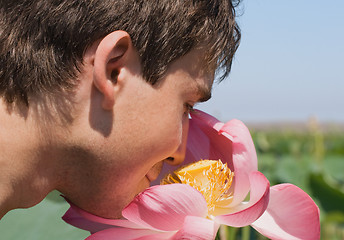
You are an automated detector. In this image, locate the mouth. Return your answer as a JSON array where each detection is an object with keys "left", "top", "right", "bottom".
[
  {"left": 145, "top": 171, "right": 158, "bottom": 183},
  {"left": 145, "top": 174, "right": 153, "bottom": 183},
  {"left": 145, "top": 162, "right": 164, "bottom": 184}
]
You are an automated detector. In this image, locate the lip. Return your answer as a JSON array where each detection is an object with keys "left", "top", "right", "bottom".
[
  {"left": 145, "top": 173, "right": 157, "bottom": 183},
  {"left": 145, "top": 162, "right": 164, "bottom": 184}
]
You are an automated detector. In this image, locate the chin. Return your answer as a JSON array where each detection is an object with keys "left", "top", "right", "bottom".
[
  {"left": 136, "top": 175, "right": 151, "bottom": 195},
  {"left": 145, "top": 161, "right": 164, "bottom": 185}
]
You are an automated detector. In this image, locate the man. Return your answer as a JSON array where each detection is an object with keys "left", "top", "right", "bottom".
[{"left": 0, "top": 0, "right": 241, "bottom": 219}]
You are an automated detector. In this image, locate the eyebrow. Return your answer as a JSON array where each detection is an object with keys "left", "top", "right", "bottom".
[{"left": 197, "top": 83, "right": 212, "bottom": 103}]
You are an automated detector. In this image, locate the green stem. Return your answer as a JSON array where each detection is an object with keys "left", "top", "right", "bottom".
[
  {"left": 242, "top": 226, "right": 250, "bottom": 240},
  {"left": 227, "top": 226, "right": 237, "bottom": 240}
]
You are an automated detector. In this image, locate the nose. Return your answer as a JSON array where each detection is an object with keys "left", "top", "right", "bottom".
[{"left": 165, "top": 117, "right": 189, "bottom": 166}]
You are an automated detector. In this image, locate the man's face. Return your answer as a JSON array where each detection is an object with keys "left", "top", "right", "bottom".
[{"left": 67, "top": 47, "right": 213, "bottom": 218}]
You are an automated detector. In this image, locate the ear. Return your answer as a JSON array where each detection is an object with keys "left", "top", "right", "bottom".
[{"left": 93, "top": 31, "right": 132, "bottom": 110}]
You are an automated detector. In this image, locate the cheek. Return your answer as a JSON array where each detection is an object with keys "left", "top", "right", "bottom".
[
  {"left": 115, "top": 90, "right": 185, "bottom": 162},
  {"left": 146, "top": 115, "right": 183, "bottom": 158},
  {"left": 142, "top": 106, "right": 183, "bottom": 151},
  {"left": 113, "top": 113, "right": 183, "bottom": 168}
]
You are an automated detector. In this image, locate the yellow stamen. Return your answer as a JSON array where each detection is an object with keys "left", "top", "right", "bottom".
[{"left": 161, "top": 159, "right": 234, "bottom": 216}]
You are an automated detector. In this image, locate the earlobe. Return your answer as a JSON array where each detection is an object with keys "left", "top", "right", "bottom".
[{"left": 93, "top": 31, "right": 131, "bottom": 110}]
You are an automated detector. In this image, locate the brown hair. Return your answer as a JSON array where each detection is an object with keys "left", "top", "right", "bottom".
[{"left": 0, "top": 0, "right": 241, "bottom": 106}]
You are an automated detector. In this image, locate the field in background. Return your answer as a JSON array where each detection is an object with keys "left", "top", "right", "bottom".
[
  {"left": 1, "top": 120, "right": 343, "bottom": 239},
  {"left": 0, "top": 191, "right": 88, "bottom": 240}
]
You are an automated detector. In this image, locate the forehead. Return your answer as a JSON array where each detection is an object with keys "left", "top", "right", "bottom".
[{"left": 167, "top": 48, "right": 214, "bottom": 100}]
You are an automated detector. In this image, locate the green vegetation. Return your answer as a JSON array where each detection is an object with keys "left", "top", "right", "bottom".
[{"left": 0, "top": 191, "right": 88, "bottom": 239}]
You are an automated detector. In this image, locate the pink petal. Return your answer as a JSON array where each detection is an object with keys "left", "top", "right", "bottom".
[
  {"left": 62, "top": 199, "right": 141, "bottom": 234},
  {"left": 85, "top": 228, "right": 175, "bottom": 240},
  {"left": 189, "top": 110, "right": 258, "bottom": 206},
  {"left": 154, "top": 110, "right": 257, "bottom": 196},
  {"left": 187, "top": 110, "right": 232, "bottom": 165},
  {"left": 173, "top": 215, "right": 220, "bottom": 240},
  {"left": 251, "top": 184, "right": 320, "bottom": 240},
  {"left": 219, "top": 119, "right": 258, "bottom": 206},
  {"left": 122, "top": 184, "right": 208, "bottom": 232},
  {"left": 189, "top": 109, "right": 225, "bottom": 132},
  {"left": 215, "top": 171, "right": 270, "bottom": 227}
]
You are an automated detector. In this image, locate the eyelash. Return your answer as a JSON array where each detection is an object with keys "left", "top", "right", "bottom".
[{"left": 184, "top": 103, "right": 195, "bottom": 114}]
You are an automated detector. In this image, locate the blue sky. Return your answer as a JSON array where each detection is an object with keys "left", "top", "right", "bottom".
[{"left": 198, "top": 0, "right": 344, "bottom": 123}]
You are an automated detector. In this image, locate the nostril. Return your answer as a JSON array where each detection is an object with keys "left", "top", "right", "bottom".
[{"left": 165, "top": 156, "right": 184, "bottom": 166}]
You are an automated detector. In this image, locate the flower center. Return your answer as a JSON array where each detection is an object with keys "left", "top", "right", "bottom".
[{"left": 161, "top": 159, "right": 234, "bottom": 216}]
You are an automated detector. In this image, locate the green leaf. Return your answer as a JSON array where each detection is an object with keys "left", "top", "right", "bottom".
[
  {"left": 275, "top": 155, "right": 312, "bottom": 191},
  {"left": 309, "top": 173, "right": 344, "bottom": 213},
  {"left": 324, "top": 211, "right": 344, "bottom": 224},
  {"left": 323, "top": 156, "right": 344, "bottom": 185}
]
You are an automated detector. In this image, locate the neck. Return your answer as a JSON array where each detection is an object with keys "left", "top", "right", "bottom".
[
  {"left": 0, "top": 101, "right": 60, "bottom": 219},
  {"left": 0, "top": 150, "right": 57, "bottom": 220}
]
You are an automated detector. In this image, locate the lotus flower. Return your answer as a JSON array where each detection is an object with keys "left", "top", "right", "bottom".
[{"left": 62, "top": 110, "right": 320, "bottom": 240}]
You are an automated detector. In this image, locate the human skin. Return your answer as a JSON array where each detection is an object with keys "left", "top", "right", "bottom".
[{"left": 0, "top": 31, "right": 213, "bottom": 219}]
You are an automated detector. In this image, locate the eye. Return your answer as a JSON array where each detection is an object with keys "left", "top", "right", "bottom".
[{"left": 184, "top": 103, "right": 195, "bottom": 115}]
